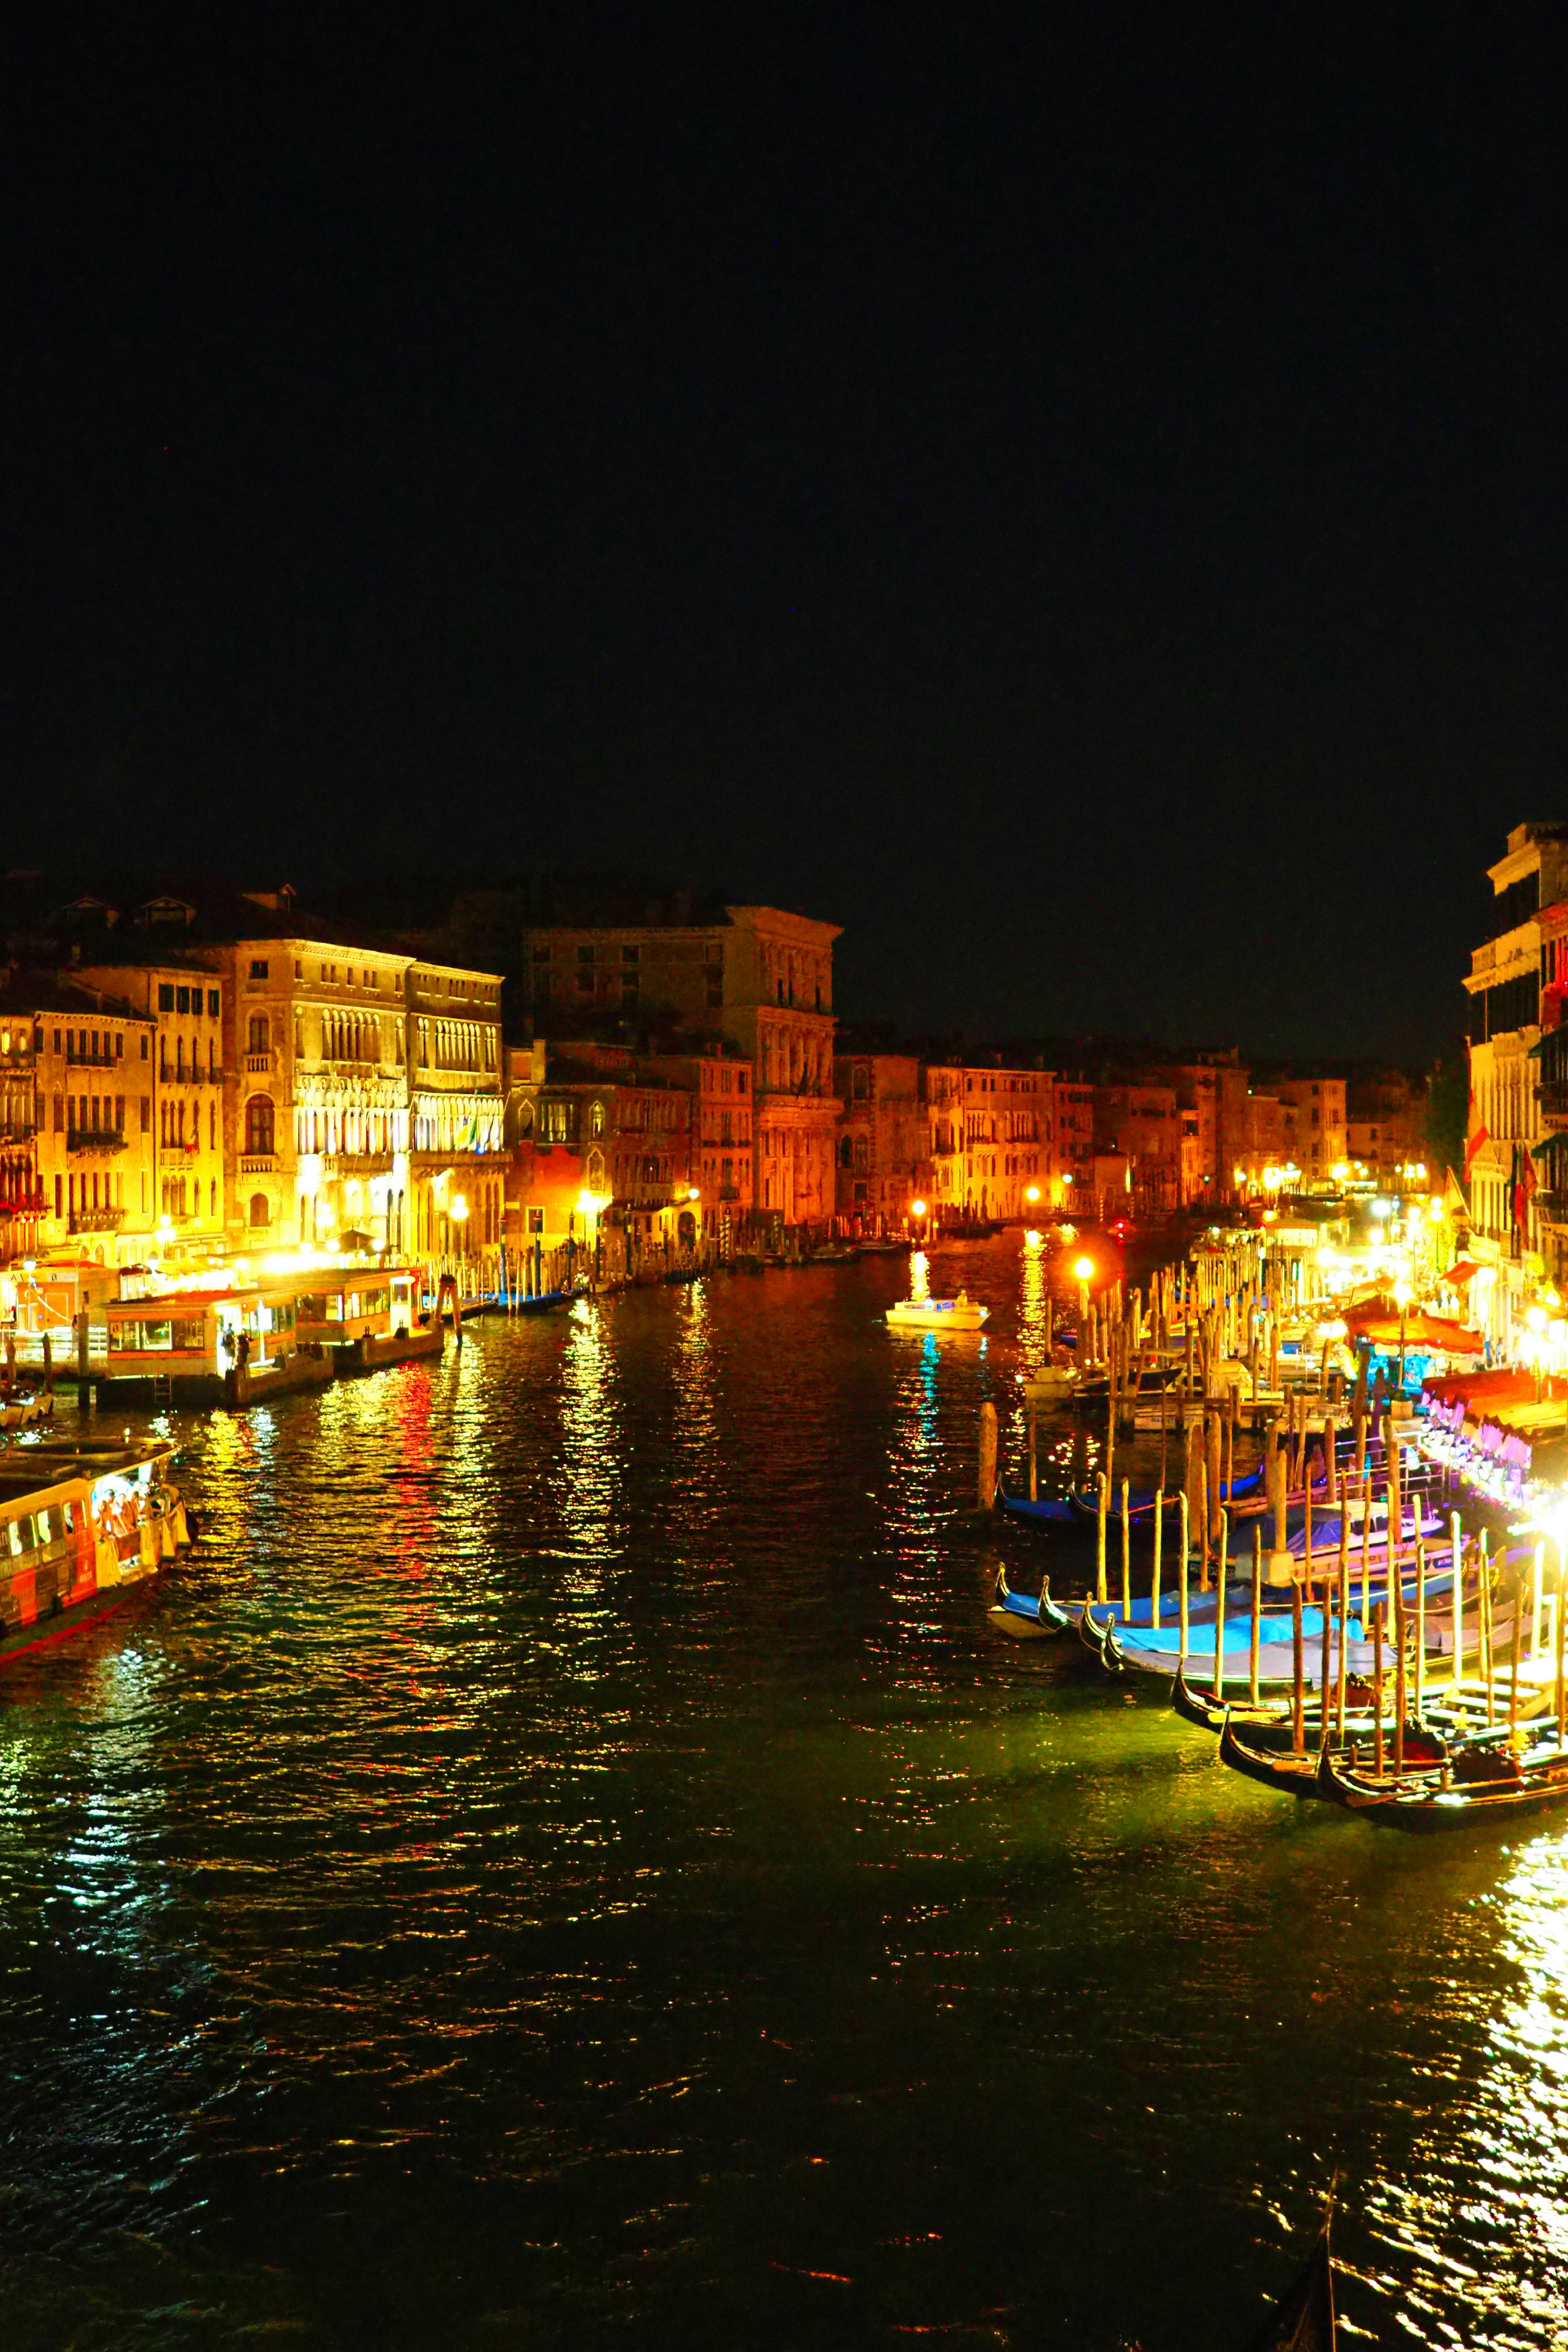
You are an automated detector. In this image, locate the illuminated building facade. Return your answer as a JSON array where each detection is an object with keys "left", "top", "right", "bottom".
[
  {"left": 202, "top": 931, "right": 502, "bottom": 1267},
  {"left": 522, "top": 904, "right": 840, "bottom": 1236},
  {"left": 833, "top": 1054, "right": 929, "bottom": 1232},
  {"left": 1466, "top": 821, "right": 1568, "bottom": 1314},
  {"left": 1276, "top": 1076, "right": 1348, "bottom": 1188},
  {"left": 0, "top": 1008, "right": 42, "bottom": 1264},
  {"left": 503, "top": 1041, "right": 696, "bottom": 1250},
  {"left": 1050, "top": 1080, "right": 1095, "bottom": 1207},
  {"left": 405, "top": 960, "right": 506, "bottom": 1265},
  {"left": 925, "top": 1062, "right": 1051, "bottom": 1225},
  {"left": 209, "top": 931, "right": 414, "bottom": 1256},
  {"left": 2, "top": 981, "right": 158, "bottom": 1267},
  {"left": 1092, "top": 1083, "right": 1181, "bottom": 1213},
  {"left": 76, "top": 958, "right": 227, "bottom": 1260}
]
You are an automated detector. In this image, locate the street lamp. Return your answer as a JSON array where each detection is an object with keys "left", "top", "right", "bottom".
[
  {"left": 1073, "top": 1253, "right": 1094, "bottom": 1351},
  {"left": 1527, "top": 1302, "right": 1548, "bottom": 1402},
  {"left": 910, "top": 1196, "right": 928, "bottom": 1247},
  {"left": 1392, "top": 1276, "right": 1412, "bottom": 1393}
]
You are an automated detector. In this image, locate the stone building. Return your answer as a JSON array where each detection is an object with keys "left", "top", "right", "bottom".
[
  {"left": 832, "top": 1054, "right": 928, "bottom": 1233},
  {"left": 1276, "top": 1076, "right": 1348, "bottom": 1188},
  {"left": 925, "top": 1062, "right": 1051, "bottom": 1225},
  {"left": 1345, "top": 1068, "right": 1428, "bottom": 1188},
  {"left": 75, "top": 954, "right": 229, "bottom": 1263},
  {"left": 522, "top": 904, "right": 840, "bottom": 1236},
  {"left": 503, "top": 1040, "right": 698, "bottom": 1256},
  {"left": 1466, "top": 821, "right": 1568, "bottom": 1316},
  {"left": 0, "top": 1003, "right": 42, "bottom": 1266},
  {"left": 1051, "top": 1080, "right": 1095, "bottom": 1209},
  {"left": 195, "top": 906, "right": 503, "bottom": 1267},
  {"left": 405, "top": 958, "right": 506, "bottom": 1264},
  {"left": 1093, "top": 1083, "right": 1181, "bottom": 1213},
  {"left": 0, "top": 978, "right": 158, "bottom": 1267}
]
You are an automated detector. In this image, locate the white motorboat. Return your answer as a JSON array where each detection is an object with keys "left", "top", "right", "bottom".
[{"left": 886, "top": 1290, "right": 989, "bottom": 1333}]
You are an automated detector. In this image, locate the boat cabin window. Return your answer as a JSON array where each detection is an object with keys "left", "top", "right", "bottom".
[
  {"left": 62, "top": 1501, "right": 77, "bottom": 1533},
  {"left": 7, "top": 1517, "right": 33, "bottom": 1557}
]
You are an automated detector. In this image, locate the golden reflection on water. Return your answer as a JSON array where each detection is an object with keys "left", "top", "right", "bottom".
[
  {"left": 670, "top": 1284, "right": 721, "bottom": 1533},
  {"left": 1016, "top": 1228, "right": 1051, "bottom": 1379},
  {"left": 559, "top": 1296, "right": 624, "bottom": 1569}
]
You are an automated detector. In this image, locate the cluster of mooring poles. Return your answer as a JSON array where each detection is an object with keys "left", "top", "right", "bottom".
[{"left": 982, "top": 1234, "right": 1568, "bottom": 1829}]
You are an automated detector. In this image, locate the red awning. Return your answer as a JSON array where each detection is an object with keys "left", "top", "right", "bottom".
[{"left": 1440, "top": 1259, "right": 1482, "bottom": 1287}]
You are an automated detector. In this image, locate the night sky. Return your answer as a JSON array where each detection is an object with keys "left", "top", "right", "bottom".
[{"left": 10, "top": 13, "right": 1563, "bottom": 1064}]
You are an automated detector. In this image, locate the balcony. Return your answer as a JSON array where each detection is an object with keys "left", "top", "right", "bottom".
[
  {"left": 67, "top": 1129, "right": 127, "bottom": 1155},
  {"left": 1539, "top": 1081, "right": 1568, "bottom": 1125},
  {"left": 245, "top": 1053, "right": 272, "bottom": 1074},
  {"left": 240, "top": 1154, "right": 276, "bottom": 1174},
  {"left": 719, "top": 1183, "right": 741, "bottom": 1201},
  {"left": 1537, "top": 1192, "right": 1568, "bottom": 1225},
  {"left": 0, "top": 1123, "right": 35, "bottom": 1143},
  {"left": 65, "top": 1049, "right": 117, "bottom": 1068},
  {"left": 68, "top": 1207, "right": 125, "bottom": 1234}
]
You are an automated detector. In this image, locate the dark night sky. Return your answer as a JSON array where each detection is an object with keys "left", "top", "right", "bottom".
[{"left": 9, "top": 11, "right": 1566, "bottom": 1062}]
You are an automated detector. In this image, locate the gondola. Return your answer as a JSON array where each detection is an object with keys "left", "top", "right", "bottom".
[
  {"left": 1218, "top": 1714, "right": 1331, "bottom": 1797},
  {"left": 1173, "top": 1666, "right": 1298, "bottom": 1735},
  {"left": 994, "top": 1481, "right": 1076, "bottom": 1526},
  {"left": 1065, "top": 1461, "right": 1267, "bottom": 1526},
  {"left": 1218, "top": 1710, "right": 1446, "bottom": 1800},
  {"left": 987, "top": 1566, "right": 1072, "bottom": 1639},
  {"left": 1321, "top": 1737, "right": 1568, "bottom": 1829},
  {"left": 1078, "top": 1598, "right": 1118, "bottom": 1668},
  {"left": 1242, "top": 2214, "right": 1336, "bottom": 2350}
]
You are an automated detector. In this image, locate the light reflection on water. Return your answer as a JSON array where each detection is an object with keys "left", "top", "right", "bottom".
[{"left": 0, "top": 1237, "right": 1564, "bottom": 2347}]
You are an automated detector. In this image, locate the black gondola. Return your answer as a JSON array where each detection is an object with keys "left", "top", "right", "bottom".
[
  {"left": 987, "top": 1566, "right": 1072, "bottom": 1639},
  {"left": 1243, "top": 2214, "right": 1336, "bottom": 2350}
]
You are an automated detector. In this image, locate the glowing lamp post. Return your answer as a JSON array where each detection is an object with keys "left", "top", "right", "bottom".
[
  {"left": 1074, "top": 1254, "right": 1094, "bottom": 1348},
  {"left": 1527, "top": 1302, "right": 1548, "bottom": 1402},
  {"left": 1392, "top": 1276, "right": 1412, "bottom": 1392},
  {"left": 449, "top": 1192, "right": 469, "bottom": 1262},
  {"left": 910, "top": 1196, "right": 928, "bottom": 1247}
]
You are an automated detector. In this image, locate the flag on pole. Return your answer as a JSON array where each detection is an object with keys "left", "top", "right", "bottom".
[
  {"left": 1463, "top": 1086, "right": 1490, "bottom": 1180},
  {"left": 1443, "top": 1165, "right": 1468, "bottom": 1218},
  {"left": 1519, "top": 1143, "right": 1539, "bottom": 1229}
]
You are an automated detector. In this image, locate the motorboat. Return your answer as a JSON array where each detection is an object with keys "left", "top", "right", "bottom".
[{"left": 885, "top": 1290, "right": 989, "bottom": 1333}]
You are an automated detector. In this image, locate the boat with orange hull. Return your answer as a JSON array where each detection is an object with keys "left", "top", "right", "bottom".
[{"left": 0, "top": 1439, "right": 194, "bottom": 1663}]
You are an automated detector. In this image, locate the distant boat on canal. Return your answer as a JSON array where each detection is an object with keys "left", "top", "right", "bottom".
[{"left": 886, "top": 1290, "right": 989, "bottom": 1333}]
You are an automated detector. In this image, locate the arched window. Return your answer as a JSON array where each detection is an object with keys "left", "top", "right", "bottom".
[
  {"left": 245, "top": 1096, "right": 274, "bottom": 1155},
  {"left": 248, "top": 1192, "right": 270, "bottom": 1227},
  {"left": 590, "top": 1100, "right": 605, "bottom": 1136},
  {"left": 248, "top": 1014, "right": 269, "bottom": 1054},
  {"left": 839, "top": 1137, "right": 853, "bottom": 1168}
]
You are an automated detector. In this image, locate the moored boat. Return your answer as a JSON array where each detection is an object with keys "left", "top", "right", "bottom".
[
  {"left": 986, "top": 1566, "right": 1073, "bottom": 1639},
  {"left": 0, "top": 1438, "right": 193, "bottom": 1662},
  {"left": 995, "top": 1481, "right": 1076, "bottom": 1526},
  {"left": 886, "top": 1290, "right": 988, "bottom": 1332}
]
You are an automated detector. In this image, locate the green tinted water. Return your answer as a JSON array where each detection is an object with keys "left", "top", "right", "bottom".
[{"left": 0, "top": 1238, "right": 1562, "bottom": 2348}]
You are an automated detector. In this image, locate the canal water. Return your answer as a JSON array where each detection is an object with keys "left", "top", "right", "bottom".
[{"left": 1, "top": 1235, "right": 1564, "bottom": 2349}]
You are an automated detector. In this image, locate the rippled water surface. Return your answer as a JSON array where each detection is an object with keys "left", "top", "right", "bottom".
[{"left": 2, "top": 1237, "right": 1566, "bottom": 2349}]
